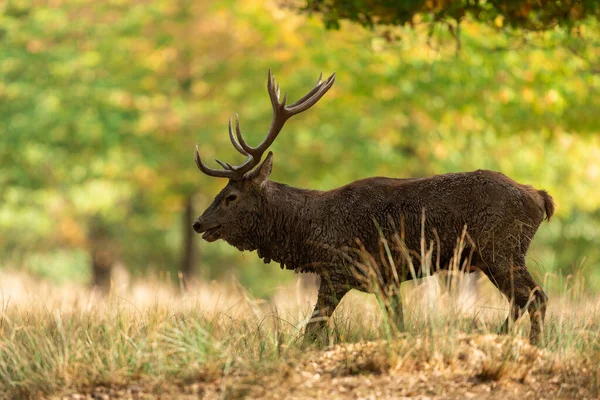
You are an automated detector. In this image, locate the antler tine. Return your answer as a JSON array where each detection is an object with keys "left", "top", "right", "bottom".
[
  {"left": 287, "top": 72, "right": 335, "bottom": 109},
  {"left": 286, "top": 73, "right": 336, "bottom": 114},
  {"left": 228, "top": 117, "right": 249, "bottom": 156},
  {"left": 194, "top": 145, "right": 238, "bottom": 178},
  {"left": 215, "top": 159, "right": 233, "bottom": 170},
  {"left": 267, "top": 69, "right": 280, "bottom": 109},
  {"left": 225, "top": 154, "right": 258, "bottom": 172},
  {"left": 234, "top": 113, "right": 254, "bottom": 155}
]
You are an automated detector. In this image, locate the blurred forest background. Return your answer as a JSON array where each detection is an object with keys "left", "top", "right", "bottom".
[{"left": 1, "top": 0, "right": 599, "bottom": 297}]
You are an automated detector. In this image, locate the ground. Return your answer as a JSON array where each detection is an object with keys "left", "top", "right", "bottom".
[
  {"left": 55, "top": 335, "right": 596, "bottom": 399},
  {"left": 1, "top": 271, "right": 598, "bottom": 400}
]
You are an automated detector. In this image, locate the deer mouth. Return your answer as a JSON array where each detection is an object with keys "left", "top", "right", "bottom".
[{"left": 202, "top": 226, "right": 222, "bottom": 242}]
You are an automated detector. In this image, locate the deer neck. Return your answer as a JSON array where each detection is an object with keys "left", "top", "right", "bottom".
[{"left": 254, "top": 181, "right": 323, "bottom": 273}]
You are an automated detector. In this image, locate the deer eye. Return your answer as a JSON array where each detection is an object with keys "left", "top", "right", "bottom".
[{"left": 225, "top": 194, "right": 238, "bottom": 205}]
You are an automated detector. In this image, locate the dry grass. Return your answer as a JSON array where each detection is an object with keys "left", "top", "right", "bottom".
[{"left": 1, "top": 270, "right": 599, "bottom": 399}]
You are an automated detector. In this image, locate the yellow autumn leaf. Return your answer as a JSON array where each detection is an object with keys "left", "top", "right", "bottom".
[{"left": 494, "top": 15, "right": 504, "bottom": 28}]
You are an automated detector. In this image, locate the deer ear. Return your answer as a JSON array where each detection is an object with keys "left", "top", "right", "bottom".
[{"left": 248, "top": 151, "right": 273, "bottom": 186}]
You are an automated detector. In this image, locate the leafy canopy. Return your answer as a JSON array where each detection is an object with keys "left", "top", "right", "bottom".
[{"left": 299, "top": 0, "right": 600, "bottom": 31}]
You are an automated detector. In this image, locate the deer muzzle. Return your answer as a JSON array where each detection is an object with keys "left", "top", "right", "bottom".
[{"left": 192, "top": 220, "right": 222, "bottom": 242}]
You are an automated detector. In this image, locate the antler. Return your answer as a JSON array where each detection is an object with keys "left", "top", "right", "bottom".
[{"left": 194, "top": 69, "right": 336, "bottom": 179}]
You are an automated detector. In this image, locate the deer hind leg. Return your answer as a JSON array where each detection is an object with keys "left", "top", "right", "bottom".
[{"left": 484, "top": 260, "right": 547, "bottom": 344}]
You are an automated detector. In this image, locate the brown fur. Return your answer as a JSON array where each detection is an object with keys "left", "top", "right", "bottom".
[{"left": 194, "top": 158, "right": 554, "bottom": 344}]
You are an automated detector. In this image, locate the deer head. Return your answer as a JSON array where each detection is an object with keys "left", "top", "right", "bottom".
[{"left": 192, "top": 70, "right": 336, "bottom": 246}]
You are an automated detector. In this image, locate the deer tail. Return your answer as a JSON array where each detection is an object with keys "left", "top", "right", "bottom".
[{"left": 538, "top": 190, "right": 555, "bottom": 221}]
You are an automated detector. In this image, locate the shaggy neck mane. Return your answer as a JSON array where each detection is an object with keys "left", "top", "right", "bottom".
[{"left": 253, "top": 181, "right": 322, "bottom": 273}]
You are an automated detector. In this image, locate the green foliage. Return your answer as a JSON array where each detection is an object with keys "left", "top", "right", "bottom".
[
  {"left": 299, "top": 0, "right": 600, "bottom": 31},
  {"left": 1, "top": 0, "right": 599, "bottom": 290}
]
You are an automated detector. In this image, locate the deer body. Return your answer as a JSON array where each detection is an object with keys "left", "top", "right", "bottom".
[
  {"left": 249, "top": 170, "right": 551, "bottom": 276},
  {"left": 193, "top": 71, "right": 553, "bottom": 343}
]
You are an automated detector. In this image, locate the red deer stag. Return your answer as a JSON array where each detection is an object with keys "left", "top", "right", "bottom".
[{"left": 192, "top": 70, "right": 554, "bottom": 344}]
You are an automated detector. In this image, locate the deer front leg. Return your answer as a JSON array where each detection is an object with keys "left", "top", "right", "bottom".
[{"left": 304, "top": 282, "right": 349, "bottom": 340}]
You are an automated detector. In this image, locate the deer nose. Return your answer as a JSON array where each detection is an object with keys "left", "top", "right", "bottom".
[{"left": 192, "top": 221, "right": 202, "bottom": 233}]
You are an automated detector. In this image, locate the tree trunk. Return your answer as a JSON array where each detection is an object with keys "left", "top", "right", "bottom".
[
  {"left": 180, "top": 195, "right": 197, "bottom": 286},
  {"left": 91, "top": 247, "right": 113, "bottom": 292},
  {"left": 88, "top": 216, "right": 115, "bottom": 293}
]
